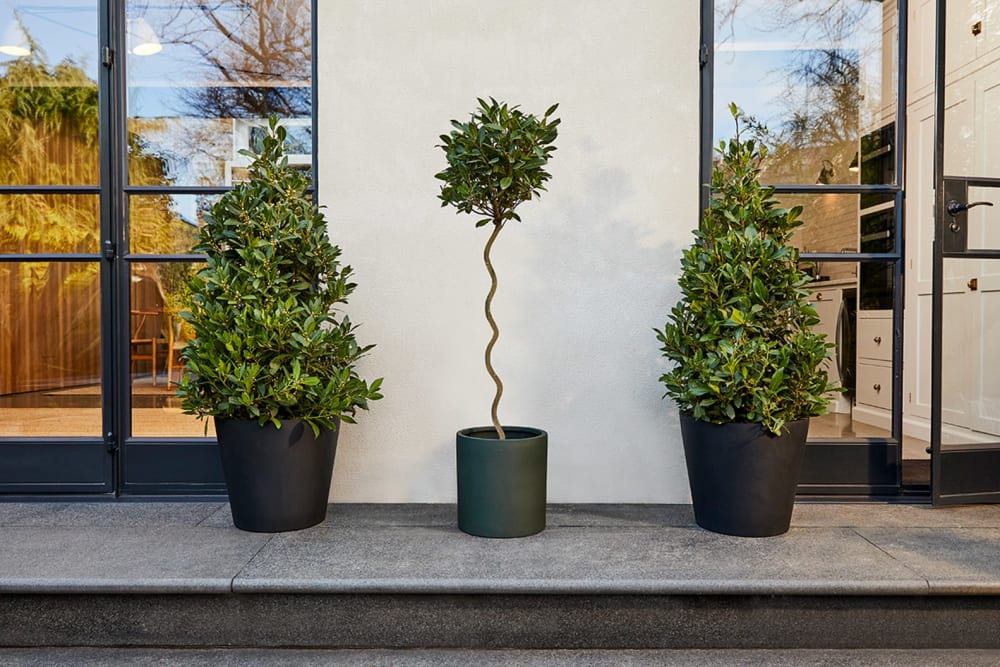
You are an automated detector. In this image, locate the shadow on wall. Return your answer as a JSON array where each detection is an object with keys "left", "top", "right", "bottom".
[{"left": 499, "top": 164, "right": 687, "bottom": 501}]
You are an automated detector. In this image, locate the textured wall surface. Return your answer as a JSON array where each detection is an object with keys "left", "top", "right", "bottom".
[{"left": 317, "top": 0, "right": 699, "bottom": 501}]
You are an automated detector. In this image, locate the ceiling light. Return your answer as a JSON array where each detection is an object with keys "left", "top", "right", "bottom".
[{"left": 128, "top": 17, "right": 162, "bottom": 56}]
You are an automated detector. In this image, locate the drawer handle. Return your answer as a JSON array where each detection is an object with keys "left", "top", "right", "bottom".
[
  {"left": 873, "top": 383, "right": 882, "bottom": 392},
  {"left": 873, "top": 336, "right": 882, "bottom": 345}
]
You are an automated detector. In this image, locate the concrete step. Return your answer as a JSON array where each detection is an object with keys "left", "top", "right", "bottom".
[
  {"left": 1, "top": 503, "right": 1000, "bottom": 650},
  {"left": 2, "top": 649, "right": 1000, "bottom": 667},
  {"left": 3, "top": 591, "right": 1000, "bottom": 650}
]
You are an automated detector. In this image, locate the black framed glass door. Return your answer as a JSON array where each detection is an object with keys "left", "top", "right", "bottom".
[
  {"left": 930, "top": 0, "right": 1000, "bottom": 504},
  {"left": 705, "top": 0, "right": 907, "bottom": 495},
  {"left": 117, "top": 0, "right": 315, "bottom": 495},
  {"left": 0, "top": 0, "right": 111, "bottom": 493},
  {"left": 0, "top": 0, "right": 315, "bottom": 495}
]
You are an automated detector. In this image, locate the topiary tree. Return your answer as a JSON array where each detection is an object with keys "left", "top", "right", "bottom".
[
  {"left": 436, "top": 98, "right": 559, "bottom": 439},
  {"left": 655, "top": 104, "right": 836, "bottom": 435},
  {"left": 179, "top": 116, "right": 382, "bottom": 435}
]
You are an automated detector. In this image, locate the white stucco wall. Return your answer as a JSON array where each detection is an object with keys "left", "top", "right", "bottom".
[{"left": 317, "top": 0, "right": 700, "bottom": 502}]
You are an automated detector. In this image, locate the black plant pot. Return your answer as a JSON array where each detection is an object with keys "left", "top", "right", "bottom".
[
  {"left": 680, "top": 413, "right": 808, "bottom": 537},
  {"left": 215, "top": 417, "right": 339, "bottom": 533},
  {"left": 456, "top": 426, "right": 547, "bottom": 538}
]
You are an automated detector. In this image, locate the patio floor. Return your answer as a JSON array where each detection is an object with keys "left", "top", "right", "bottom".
[{"left": 1, "top": 502, "right": 1000, "bottom": 663}]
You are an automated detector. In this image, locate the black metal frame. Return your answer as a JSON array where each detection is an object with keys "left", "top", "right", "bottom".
[
  {"left": 700, "top": 0, "right": 910, "bottom": 496},
  {"left": 0, "top": 0, "right": 318, "bottom": 496},
  {"left": 930, "top": 0, "right": 1000, "bottom": 505}
]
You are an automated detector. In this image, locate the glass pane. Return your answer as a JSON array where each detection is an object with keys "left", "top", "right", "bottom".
[
  {"left": 803, "top": 274, "right": 899, "bottom": 441},
  {"left": 966, "top": 185, "right": 1000, "bottom": 252},
  {"left": 778, "top": 192, "right": 864, "bottom": 256},
  {"left": 715, "top": 0, "right": 896, "bottom": 185},
  {"left": 0, "top": 2, "right": 99, "bottom": 186},
  {"left": 0, "top": 261, "right": 101, "bottom": 436},
  {"left": 129, "top": 194, "right": 216, "bottom": 255},
  {"left": 0, "top": 194, "right": 99, "bottom": 255},
  {"left": 126, "top": 0, "right": 312, "bottom": 187},
  {"left": 940, "top": 254, "right": 1000, "bottom": 448},
  {"left": 129, "top": 261, "right": 213, "bottom": 437}
]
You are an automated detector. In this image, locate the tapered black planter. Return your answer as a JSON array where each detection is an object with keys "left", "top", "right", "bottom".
[
  {"left": 215, "top": 417, "right": 339, "bottom": 532},
  {"left": 680, "top": 414, "right": 808, "bottom": 537},
  {"left": 456, "top": 426, "right": 547, "bottom": 538}
]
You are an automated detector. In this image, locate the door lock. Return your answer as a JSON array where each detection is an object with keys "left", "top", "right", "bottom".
[
  {"left": 968, "top": 278, "right": 978, "bottom": 291},
  {"left": 947, "top": 199, "right": 994, "bottom": 232}
]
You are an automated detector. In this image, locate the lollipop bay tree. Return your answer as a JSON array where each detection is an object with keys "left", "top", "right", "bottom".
[{"left": 436, "top": 98, "right": 559, "bottom": 537}]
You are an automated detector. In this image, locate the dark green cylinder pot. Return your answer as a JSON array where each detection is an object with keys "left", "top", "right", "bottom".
[
  {"left": 456, "top": 426, "right": 547, "bottom": 538},
  {"left": 215, "top": 417, "right": 339, "bottom": 533}
]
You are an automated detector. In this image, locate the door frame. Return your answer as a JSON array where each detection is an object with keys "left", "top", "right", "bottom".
[
  {"left": 931, "top": 173, "right": 1000, "bottom": 503},
  {"left": 0, "top": 0, "right": 318, "bottom": 497},
  {"left": 0, "top": 0, "right": 114, "bottom": 495},
  {"left": 930, "top": 0, "right": 1000, "bottom": 504},
  {"left": 699, "top": 0, "right": 911, "bottom": 496}
]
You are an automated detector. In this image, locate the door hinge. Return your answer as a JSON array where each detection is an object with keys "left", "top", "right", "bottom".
[
  {"left": 102, "top": 46, "right": 114, "bottom": 68},
  {"left": 105, "top": 431, "right": 119, "bottom": 454},
  {"left": 699, "top": 43, "right": 710, "bottom": 69},
  {"left": 103, "top": 240, "right": 116, "bottom": 261}
]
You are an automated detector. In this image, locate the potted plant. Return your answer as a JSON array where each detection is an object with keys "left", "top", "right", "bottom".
[
  {"left": 178, "top": 116, "right": 382, "bottom": 533},
  {"left": 435, "top": 98, "right": 559, "bottom": 538},
  {"left": 654, "top": 104, "right": 836, "bottom": 537}
]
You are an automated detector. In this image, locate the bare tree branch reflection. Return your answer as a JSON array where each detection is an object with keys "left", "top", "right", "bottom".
[
  {"left": 153, "top": 0, "right": 311, "bottom": 118},
  {"left": 716, "top": 0, "right": 882, "bottom": 185}
]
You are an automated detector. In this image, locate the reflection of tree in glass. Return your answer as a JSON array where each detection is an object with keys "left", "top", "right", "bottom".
[
  {"left": 0, "top": 53, "right": 99, "bottom": 257},
  {"left": 156, "top": 0, "right": 311, "bottom": 118},
  {"left": 0, "top": 46, "right": 190, "bottom": 392},
  {"left": 760, "top": 48, "right": 860, "bottom": 185},
  {"left": 717, "top": 0, "right": 875, "bottom": 49},
  {"left": 716, "top": 0, "right": 881, "bottom": 184},
  {"left": 0, "top": 52, "right": 183, "bottom": 260}
]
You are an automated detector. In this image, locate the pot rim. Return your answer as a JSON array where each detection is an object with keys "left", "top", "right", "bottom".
[{"left": 457, "top": 426, "right": 547, "bottom": 441}]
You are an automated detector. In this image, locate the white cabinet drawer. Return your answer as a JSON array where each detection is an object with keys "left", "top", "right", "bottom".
[
  {"left": 857, "top": 316, "right": 892, "bottom": 361},
  {"left": 857, "top": 362, "right": 892, "bottom": 410}
]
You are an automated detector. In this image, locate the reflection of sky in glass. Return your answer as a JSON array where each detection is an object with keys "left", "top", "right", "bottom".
[
  {"left": 714, "top": 0, "right": 883, "bottom": 143},
  {"left": 123, "top": 1, "right": 313, "bottom": 193},
  {"left": 0, "top": 2, "right": 97, "bottom": 78},
  {"left": 126, "top": 0, "right": 311, "bottom": 119}
]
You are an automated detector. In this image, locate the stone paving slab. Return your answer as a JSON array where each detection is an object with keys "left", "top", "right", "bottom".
[
  {"left": 0, "top": 502, "right": 224, "bottom": 527},
  {"left": 857, "top": 527, "right": 1000, "bottom": 594},
  {"left": 198, "top": 503, "right": 697, "bottom": 529},
  {"left": 232, "top": 524, "right": 929, "bottom": 595},
  {"left": 1, "top": 503, "right": 1000, "bottom": 597},
  {"left": 790, "top": 503, "right": 1000, "bottom": 528},
  {"left": 0, "top": 527, "right": 269, "bottom": 593}
]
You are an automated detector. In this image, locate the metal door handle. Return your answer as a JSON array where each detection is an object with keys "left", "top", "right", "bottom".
[
  {"left": 968, "top": 278, "right": 978, "bottom": 291},
  {"left": 873, "top": 336, "right": 882, "bottom": 345},
  {"left": 946, "top": 199, "right": 994, "bottom": 216},
  {"left": 873, "top": 383, "right": 881, "bottom": 392}
]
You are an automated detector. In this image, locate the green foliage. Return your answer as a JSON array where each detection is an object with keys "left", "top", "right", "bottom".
[
  {"left": 654, "top": 104, "right": 836, "bottom": 435},
  {"left": 178, "top": 116, "right": 382, "bottom": 435},
  {"left": 434, "top": 98, "right": 559, "bottom": 437},
  {"left": 435, "top": 97, "right": 559, "bottom": 226}
]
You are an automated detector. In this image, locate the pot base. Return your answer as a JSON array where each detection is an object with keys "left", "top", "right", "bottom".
[
  {"left": 681, "top": 414, "right": 808, "bottom": 537},
  {"left": 216, "top": 418, "right": 339, "bottom": 533}
]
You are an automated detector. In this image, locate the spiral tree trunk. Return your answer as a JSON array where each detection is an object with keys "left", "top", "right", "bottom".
[{"left": 483, "top": 220, "right": 506, "bottom": 440}]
